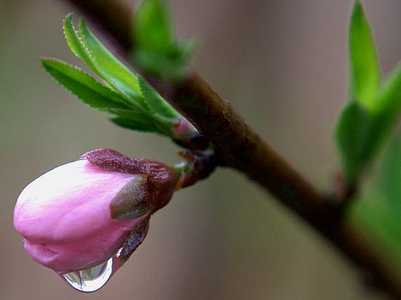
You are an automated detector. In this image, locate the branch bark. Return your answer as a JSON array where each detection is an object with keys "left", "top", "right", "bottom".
[{"left": 62, "top": 0, "right": 401, "bottom": 298}]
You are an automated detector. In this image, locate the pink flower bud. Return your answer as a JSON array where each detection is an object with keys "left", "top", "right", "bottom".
[{"left": 13, "top": 149, "right": 177, "bottom": 280}]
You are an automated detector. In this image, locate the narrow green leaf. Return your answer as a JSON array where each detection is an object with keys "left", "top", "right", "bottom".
[
  {"left": 134, "top": 0, "right": 173, "bottom": 52},
  {"left": 108, "top": 108, "right": 173, "bottom": 136},
  {"left": 63, "top": 14, "right": 96, "bottom": 70},
  {"left": 63, "top": 15, "right": 148, "bottom": 109},
  {"left": 377, "top": 135, "right": 401, "bottom": 213},
  {"left": 138, "top": 75, "right": 179, "bottom": 118},
  {"left": 133, "top": 48, "right": 192, "bottom": 80},
  {"left": 132, "top": 0, "right": 194, "bottom": 80},
  {"left": 359, "top": 64, "right": 401, "bottom": 162},
  {"left": 376, "top": 63, "right": 401, "bottom": 114},
  {"left": 110, "top": 117, "right": 160, "bottom": 134},
  {"left": 349, "top": 1, "right": 381, "bottom": 107},
  {"left": 77, "top": 19, "right": 148, "bottom": 109},
  {"left": 42, "top": 58, "right": 129, "bottom": 111},
  {"left": 42, "top": 59, "right": 171, "bottom": 135},
  {"left": 107, "top": 108, "right": 147, "bottom": 119},
  {"left": 335, "top": 100, "right": 401, "bottom": 185},
  {"left": 335, "top": 101, "right": 371, "bottom": 183}
]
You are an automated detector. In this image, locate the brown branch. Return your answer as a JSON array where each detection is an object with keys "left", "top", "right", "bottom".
[{"left": 62, "top": 0, "right": 401, "bottom": 298}]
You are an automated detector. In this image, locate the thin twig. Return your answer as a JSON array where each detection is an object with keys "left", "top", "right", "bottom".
[{"left": 62, "top": 0, "right": 401, "bottom": 298}]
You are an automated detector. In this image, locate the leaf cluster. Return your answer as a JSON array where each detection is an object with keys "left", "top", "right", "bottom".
[
  {"left": 132, "top": 0, "right": 195, "bottom": 81},
  {"left": 42, "top": 14, "right": 182, "bottom": 137},
  {"left": 335, "top": 1, "right": 401, "bottom": 184}
]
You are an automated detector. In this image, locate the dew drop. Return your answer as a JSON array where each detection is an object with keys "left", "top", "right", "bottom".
[
  {"left": 61, "top": 256, "right": 114, "bottom": 292},
  {"left": 59, "top": 248, "right": 127, "bottom": 292}
]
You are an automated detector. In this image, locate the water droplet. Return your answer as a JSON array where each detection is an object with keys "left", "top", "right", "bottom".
[
  {"left": 59, "top": 225, "right": 148, "bottom": 293},
  {"left": 59, "top": 248, "right": 127, "bottom": 292},
  {"left": 61, "top": 256, "right": 114, "bottom": 292}
]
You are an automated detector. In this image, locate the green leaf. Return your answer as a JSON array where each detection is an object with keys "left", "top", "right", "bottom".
[
  {"left": 351, "top": 135, "right": 401, "bottom": 269},
  {"left": 375, "top": 63, "right": 401, "bottom": 114},
  {"left": 361, "top": 64, "right": 401, "bottom": 162},
  {"left": 335, "top": 101, "right": 371, "bottom": 183},
  {"left": 334, "top": 95, "right": 401, "bottom": 185},
  {"left": 63, "top": 15, "right": 148, "bottom": 109},
  {"left": 63, "top": 14, "right": 96, "bottom": 71},
  {"left": 132, "top": 0, "right": 194, "bottom": 80},
  {"left": 77, "top": 19, "right": 148, "bottom": 108},
  {"left": 42, "top": 58, "right": 129, "bottom": 111},
  {"left": 352, "top": 192, "right": 401, "bottom": 269},
  {"left": 110, "top": 116, "right": 160, "bottom": 134},
  {"left": 133, "top": 47, "right": 192, "bottom": 80},
  {"left": 334, "top": 2, "right": 401, "bottom": 186},
  {"left": 134, "top": 0, "right": 173, "bottom": 53},
  {"left": 58, "top": 14, "right": 185, "bottom": 137},
  {"left": 109, "top": 108, "right": 173, "bottom": 136},
  {"left": 349, "top": 1, "right": 381, "bottom": 107},
  {"left": 107, "top": 108, "right": 146, "bottom": 119},
  {"left": 377, "top": 135, "right": 401, "bottom": 213},
  {"left": 138, "top": 75, "right": 179, "bottom": 118}
]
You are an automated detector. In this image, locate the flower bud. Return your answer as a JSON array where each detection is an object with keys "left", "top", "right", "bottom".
[{"left": 13, "top": 149, "right": 177, "bottom": 279}]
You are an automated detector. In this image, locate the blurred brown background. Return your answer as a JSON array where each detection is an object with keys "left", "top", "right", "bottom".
[{"left": 1, "top": 0, "right": 400, "bottom": 299}]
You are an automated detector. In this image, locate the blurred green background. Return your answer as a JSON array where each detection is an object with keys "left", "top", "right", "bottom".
[{"left": 1, "top": 0, "right": 400, "bottom": 299}]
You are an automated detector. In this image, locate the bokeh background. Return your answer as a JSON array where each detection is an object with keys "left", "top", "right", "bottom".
[{"left": 1, "top": 0, "right": 400, "bottom": 299}]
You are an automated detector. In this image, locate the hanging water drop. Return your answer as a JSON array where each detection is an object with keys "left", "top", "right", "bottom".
[
  {"left": 59, "top": 248, "right": 127, "bottom": 292},
  {"left": 61, "top": 256, "right": 113, "bottom": 292}
]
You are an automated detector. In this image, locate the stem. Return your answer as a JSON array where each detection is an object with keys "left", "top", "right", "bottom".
[
  {"left": 62, "top": 0, "right": 401, "bottom": 298},
  {"left": 175, "top": 149, "right": 217, "bottom": 189}
]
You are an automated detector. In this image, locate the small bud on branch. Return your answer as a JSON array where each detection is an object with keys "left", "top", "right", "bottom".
[
  {"left": 14, "top": 147, "right": 216, "bottom": 291},
  {"left": 13, "top": 149, "right": 177, "bottom": 281}
]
